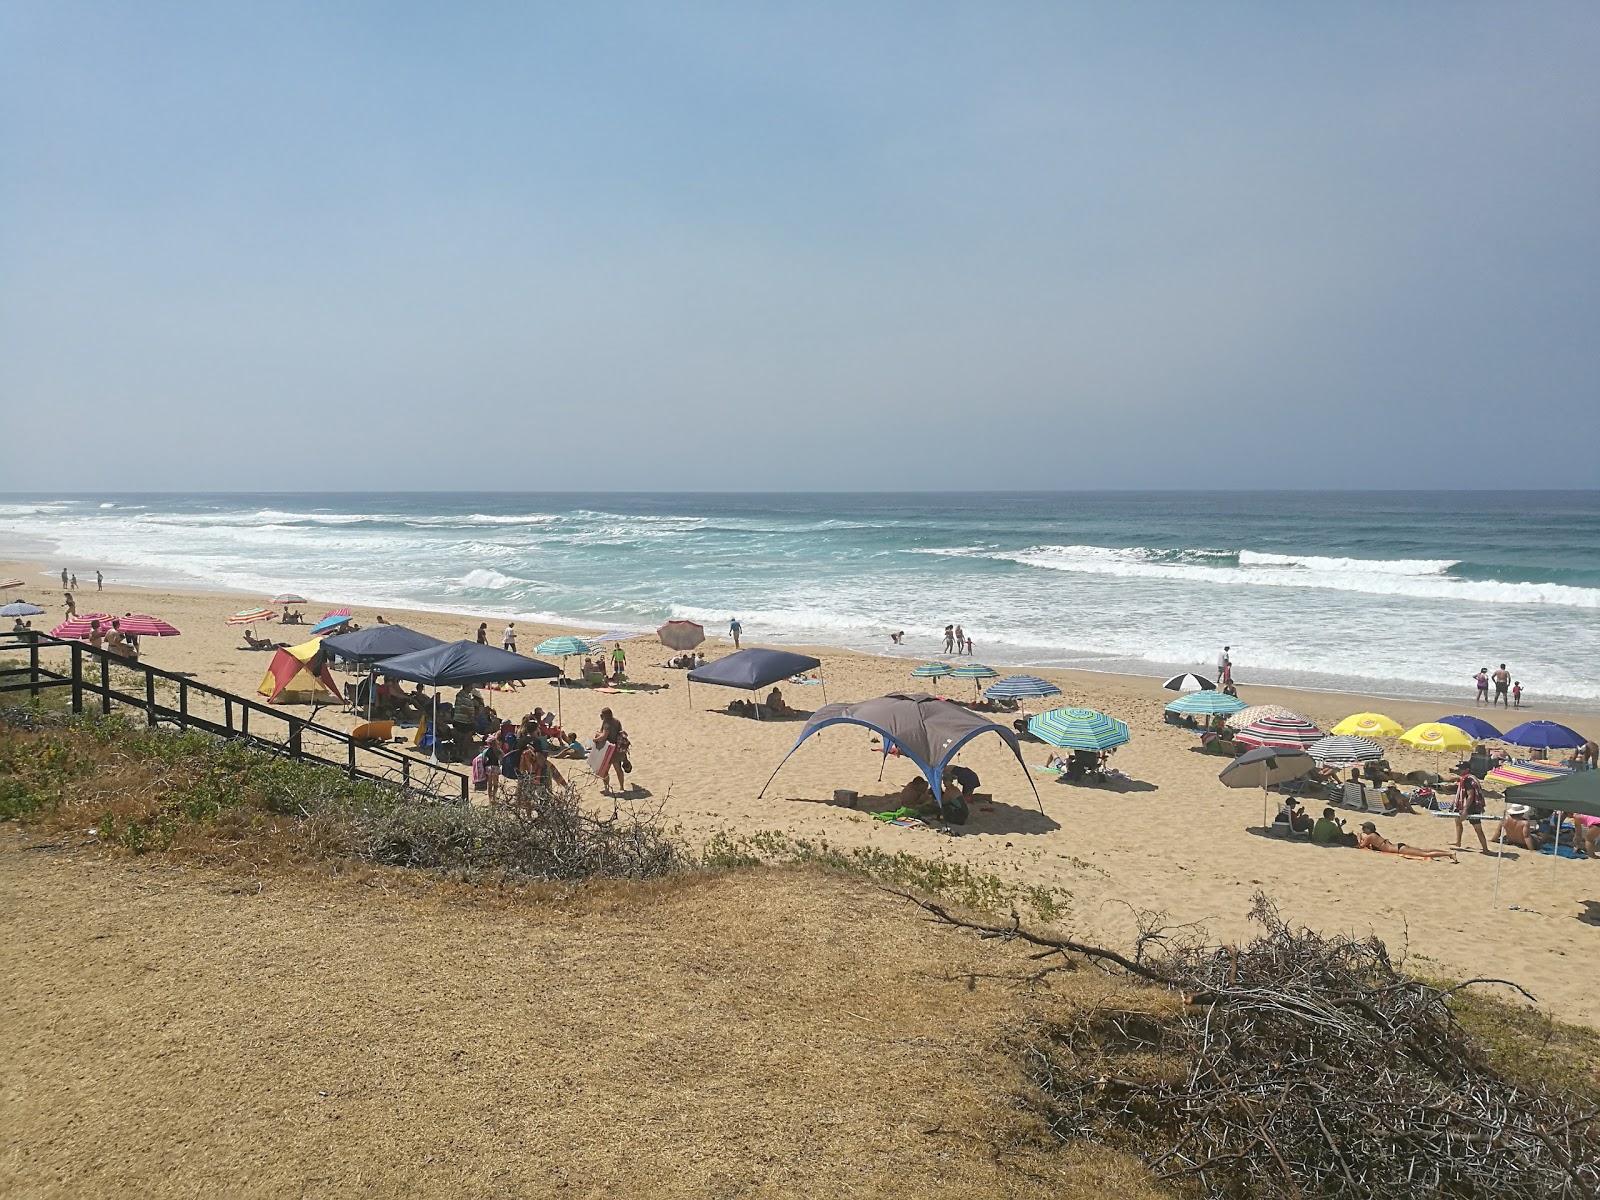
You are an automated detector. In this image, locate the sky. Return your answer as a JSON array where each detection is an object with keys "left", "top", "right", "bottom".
[{"left": 2, "top": 2, "right": 1597, "bottom": 491}]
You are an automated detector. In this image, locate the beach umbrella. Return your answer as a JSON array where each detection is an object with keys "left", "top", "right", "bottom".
[
  {"left": 0, "top": 578, "right": 24, "bottom": 589},
  {"left": 1165, "top": 691, "right": 1248, "bottom": 717},
  {"left": 1233, "top": 715, "right": 1323, "bottom": 751},
  {"left": 1437, "top": 714, "right": 1503, "bottom": 741},
  {"left": 272, "top": 593, "right": 307, "bottom": 605},
  {"left": 1, "top": 601, "right": 45, "bottom": 617},
  {"left": 1028, "top": 707, "right": 1131, "bottom": 751},
  {"left": 113, "top": 615, "right": 181, "bottom": 637},
  {"left": 1162, "top": 672, "right": 1215, "bottom": 692},
  {"left": 1501, "top": 720, "right": 1585, "bottom": 751},
  {"left": 1397, "top": 722, "right": 1474, "bottom": 755},
  {"left": 1483, "top": 761, "right": 1568, "bottom": 790},
  {"left": 1499, "top": 770, "right": 1600, "bottom": 898},
  {"left": 310, "top": 614, "right": 353, "bottom": 636},
  {"left": 1331, "top": 712, "right": 1403, "bottom": 739},
  {"left": 984, "top": 675, "right": 1063, "bottom": 702},
  {"left": 657, "top": 620, "right": 705, "bottom": 651},
  {"left": 226, "top": 607, "right": 277, "bottom": 626},
  {"left": 321, "top": 607, "right": 352, "bottom": 619},
  {"left": 1225, "top": 704, "right": 1307, "bottom": 730},
  {"left": 1219, "top": 745, "right": 1315, "bottom": 828},
  {"left": 948, "top": 662, "right": 998, "bottom": 698},
  {"left": 911, "top": 661, "right": 954, "bottom": 681},
  {"left": 1307, "top": 734, "right": 1384, "bottom": 767},
  {"left": 48, "top": 613, "right": 115, "bottom": 639},
  {"left": 535, "top": 635, "right": 596, "bottom": 721}
]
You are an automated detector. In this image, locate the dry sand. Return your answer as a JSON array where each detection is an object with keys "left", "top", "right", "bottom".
[{"left": 6, "top": 559, "right": 1600, "bottom": 1029}]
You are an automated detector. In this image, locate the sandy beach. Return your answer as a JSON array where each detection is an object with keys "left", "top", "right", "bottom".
[{"left": 6, "top": 558, "right": 1600, "bottom": 1029}]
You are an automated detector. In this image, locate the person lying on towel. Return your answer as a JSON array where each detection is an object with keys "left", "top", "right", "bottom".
[{"left": 1356, "top": 822, "right": 1457, "bottom": 862}]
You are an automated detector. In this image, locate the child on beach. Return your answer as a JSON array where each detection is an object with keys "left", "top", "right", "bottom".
[{"left": 1512, "top": 681, "right": 1522, "bottom": 708}]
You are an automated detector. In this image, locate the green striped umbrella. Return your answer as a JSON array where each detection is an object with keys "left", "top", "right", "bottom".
[
  {"left": 948, "top": 661, "right": 999, "bottom": 698},
  {"left": 1028, "top": 707, "right": 1131, "bottom": 751},
  {"left": 911, "top": 662, "right": 953, "bottom": 680},
  {"left": 535, "top": 635, "right": 596, "bottom": 720},
  {"left": 1165, "top": 691, "right": 1249, "bottom": 717}
]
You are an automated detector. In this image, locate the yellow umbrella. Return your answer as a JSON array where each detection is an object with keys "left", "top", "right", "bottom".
[
  {"left": 1332, "top": 712, "right": 1402, "bottom": 738},
  {"left": 1397, "top": 722, "right": 1474, "bottom": 754}
]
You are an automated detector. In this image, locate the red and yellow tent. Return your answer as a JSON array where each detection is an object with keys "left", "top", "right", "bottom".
[{"left": 258, "top": 639, "right": 342, "bottom": 705}]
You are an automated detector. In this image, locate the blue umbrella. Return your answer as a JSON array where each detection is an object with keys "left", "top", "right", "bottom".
[
  {"left": 1437, "top": 714, "right": 1503, "bottom": 741},
  {"left": 1, "top": 601, "right": 45, "bottom": 617},
  {"left": 310, "top": 614, "right": 353, "bottom": 636},
  {"left": 984, "top": 675, "right": 1063, "bottom": 701},
  {"left": 1165, "top": 691, "right": 1248, "bottom": 717},
  {"left": 1502, "top": 720, "right": 1586, "bottom": 750},
  {"left": 1028, "top": 707, "right": 1131, "bottom": 751}
]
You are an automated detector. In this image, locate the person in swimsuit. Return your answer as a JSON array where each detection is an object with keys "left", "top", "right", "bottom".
[
  {"left": 1491, "top": 664, "right": 1511, "bottom": 708},
  {"left": 1451, "top": 771, "right": 1490, "bottom": 852},
  {"left": 1357, "top": 822, "right": 1457, "bottom": 861},
  {"left": 1473, "top": 668, "right": 1489, "bottom": 705},
  {"left": 476, "top": 622, "right": 488, "bottom": 644}
]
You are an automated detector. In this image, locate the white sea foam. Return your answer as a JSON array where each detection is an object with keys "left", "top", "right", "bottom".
[
  {"left": 460, "top": 568, "right": 513, "bottom": 590},
  {"left": 1238, "top": 550, "right": 1457, "bottom": 575}
]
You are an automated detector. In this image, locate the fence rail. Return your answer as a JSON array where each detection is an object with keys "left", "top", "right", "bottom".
[{"left": 0, "top": 630, "right": 469, "bottom": 802}]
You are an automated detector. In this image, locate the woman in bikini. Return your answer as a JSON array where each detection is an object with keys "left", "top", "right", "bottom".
[{"left": 1356, "top": 822, "right": 1458, "bottom": 861}]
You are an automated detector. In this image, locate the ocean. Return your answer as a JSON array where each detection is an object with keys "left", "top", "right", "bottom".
[{"left": 1, "top": 491, "right": 1596, "bottom": 706}]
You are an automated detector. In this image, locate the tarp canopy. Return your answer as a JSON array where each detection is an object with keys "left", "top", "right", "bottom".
[
  {"left": 369, "top": 639, "right": 559, "bottom": 686},
  {"left": 687, "top": 648, "right": 820, "bottom": 692},
  {"left": 258, "top": 639, "right": 342, "bottom": 704},
  {"left": 759, "top": 691, "right": 1038, "bottom": 809},
  {"left": 322, "top": 624, "right": 444, "bottom": 664},
  {"left": 1504, "top": 769, "right": 1600, "bottom": 818}
]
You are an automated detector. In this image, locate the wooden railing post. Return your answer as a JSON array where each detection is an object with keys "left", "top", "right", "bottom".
[
  {"left": 99, "top": 652, "right": 111, "bottom": 715},
  {"left": 402, "top": 758, "right": 411, "bottom": 790},
  {"left": 179, "top": 680, "right": 188, "bottom": 729},
  {"left": 145, "top": 672, "right": 156, "bottom": 727},
  {"left": 346, "top": 739, "right": 357, "bottom": 779},
  {"left": 28, "top": 634, "right": 39, "bottom": 699},
  {"left": 70, "top": 644, "right": 83, "bottom": 714},
  {"left": 288, "top": 718, "right": 303, "bottom": 759},
  {"left": 241, "top": 704, "right": 250, "bottom": 739},
  {"left": 224, "top": 697, "right": 233, "bottom": 734}
]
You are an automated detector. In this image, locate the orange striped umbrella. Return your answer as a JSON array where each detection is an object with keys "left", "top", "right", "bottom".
[{"left": 226, "top": 606, "right": 278, "bottom": 625}]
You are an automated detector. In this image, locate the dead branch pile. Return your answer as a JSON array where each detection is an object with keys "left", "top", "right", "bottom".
[{"left": 910, "top": 892, "right": 1600, "bottom": 1199}]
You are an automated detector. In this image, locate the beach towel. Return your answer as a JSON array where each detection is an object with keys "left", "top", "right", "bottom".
[
  {"left": 1535, "top": 843, "right": 1588, "bottom": 859},
  {"left": 871, "top": 807, "right": 922, "bottom": 822}
]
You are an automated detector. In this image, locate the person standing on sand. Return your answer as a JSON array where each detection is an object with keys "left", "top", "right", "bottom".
[
  {"left": 729, "top": 617, "right": 742, "bottom": 649},
  {"left": 476, "top": 622, "right": 488, "bottom": 644},
  {"left": 60, "top": 568, "right": 68, "bottom": 589},
  {"left": 953, "top": 624, "right": 965, "bottom": 655},
  {"left": 943, "top": 625, "right": 954, "bottom": 654},
  {"left": 1491, "top": 664, "right": 1511, "bottom": 708},
  {"left": 63, "top": 592, "right": 76, "bottom": 617},
  {"left": 1512, "top": 681, "right": 1523, "bottom": 708},
  {"left": 1217, "top": 646, "right": 1232, "bottom": 686},
  {"left": 95, "top": 570, "right": 102, "bottom": 592},
  {"left": 965, "top": 635, "right": 973, "bottom": 656},
  {"left": 610, "top": 641, "right": 627, "bottom": 681},
  {"left": 69, "top": 573, "right": 77, "bottom": 590},
  {"left": 1473, "top": 668, "right": 1489, "bottom": 706},
  {"left": 502, "top": 622, "right": 516, "bottom": 652}
]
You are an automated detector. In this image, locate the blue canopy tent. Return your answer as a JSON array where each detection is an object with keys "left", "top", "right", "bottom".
[
  {"left": 322, "top": 625, "right": 447, "bottom": 719},
  {"left": 757, "top": 691, "right": 1041, "bottom": 812},
  {"left": 367, "top": 640, "right": 560, "bottom": 761},
  {"left": 686, "top": 648, "right": 824, "bottom": 716}
]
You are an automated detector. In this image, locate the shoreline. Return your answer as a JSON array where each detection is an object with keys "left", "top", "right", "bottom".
[{"left": 7, "top": 550, "right": 1598, "bottom": 716}]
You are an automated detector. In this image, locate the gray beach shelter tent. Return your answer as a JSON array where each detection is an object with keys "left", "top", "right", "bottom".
[
  {"left": 758, "top": 691, "right": 1040, "bottom": 810},
  {"left": 686, "top": 648, "right": 824, "bottom": 713}
]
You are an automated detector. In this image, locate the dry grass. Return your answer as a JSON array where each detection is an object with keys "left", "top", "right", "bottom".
[{"left": 0, "top": 831, "right": 1166, "bottom": 1199}]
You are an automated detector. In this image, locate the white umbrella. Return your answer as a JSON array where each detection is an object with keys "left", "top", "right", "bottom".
[{"left": 1163, "top": 672, "right": 1215, "bottom": 692}]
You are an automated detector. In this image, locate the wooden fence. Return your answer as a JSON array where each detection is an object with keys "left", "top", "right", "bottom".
[{"left": 0, "top": 630, "right": 469, "bottom": 802}]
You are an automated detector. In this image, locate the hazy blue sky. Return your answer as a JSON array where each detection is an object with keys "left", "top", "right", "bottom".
[{"left": 3, "top": 3, "right": 1597, "bottom": 490}]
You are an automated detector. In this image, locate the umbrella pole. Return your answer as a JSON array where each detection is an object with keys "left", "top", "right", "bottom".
[
  {"left": 1551, "top": 811, "right": 1562, "bottom": 883},
  {"left": 431, "top": 693, "right": 439, "bottom": 764},
  {"left": 1493, "top": 818, "right": 1506, "bottom": 907}
]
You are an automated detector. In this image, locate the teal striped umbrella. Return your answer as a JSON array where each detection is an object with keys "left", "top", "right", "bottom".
[
  {"left": 948, "top": 661, "right": 999, "bottom": 698},
  {"left": 1165, "top": 691, "right": 1249, "bottom": 717},
  {"left": 1028, "top": 707, "right": 1131, "bottom": 751},
  {"left": 536, "top": 636, "right": 593, "bottom": 657},
  {"left": 985, "top": 675, "right": 1063, "bottom": 702},
  {"left": 911, "top": 661, "right": 953, "bottom": 680}
]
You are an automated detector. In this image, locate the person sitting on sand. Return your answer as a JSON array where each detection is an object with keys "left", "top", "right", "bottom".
[
  {"left": 1356, "top": 821, "right": 1458, "bottom": 861},
  {"left": 1312, "top": 808, "right": 1356, "bottom": 846},
  {"left": 1275, "top": 796, "right": 1314, "bottom": 836},
  {"left": 899, "top": 775, "right": 931, "bottom": 806},
  {"left": 1380, "top": 783, "right": 1416, "bottom": 814},
  {"left": 765, "top": 686, "right": 793, "bottom": 717}
]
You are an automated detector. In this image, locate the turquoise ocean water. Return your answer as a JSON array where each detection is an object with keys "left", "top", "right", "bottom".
[{"left": 1, "top": 491, "right": 1596, "bottom": 705}]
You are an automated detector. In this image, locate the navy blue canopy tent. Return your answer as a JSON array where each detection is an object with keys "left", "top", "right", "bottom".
[
  {"left": 322, "top": 624, "right": 444, "bottom": 664},
  {"left": 367, "top": 640, "right": 559, "bottom": 762},
  {"left": 758, "top": 691, "right": 1040, "bottom": 811},
  {"left": 372, "top": 640, "right": 559, "bottom": 686},
  {"left": 686, "top": 648, "right": 824, "bottom": 714}
]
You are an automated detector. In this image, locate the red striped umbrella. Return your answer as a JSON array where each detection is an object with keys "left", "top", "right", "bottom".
[
  {"left": 226, "top": 606, "right": 278, "bottom": 626},
  {"left": 49, "top": 613, "right": 116, "bottom": 639},
  {"left": 321, "top": 607, "right": 352, "bottom": 619},
  {"left": 113, "top": 614, "right": 181, "bottom": 637},
  {"left": 0, "top": 578, "right": 24, "bottom": 589},
  {"left": 1234, "top": 715, "right": 1324, "bottom": 751}
]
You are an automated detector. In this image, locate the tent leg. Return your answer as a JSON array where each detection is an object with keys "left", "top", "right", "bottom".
[{"left": 431, "top": 693, "right": 439, "bottom": 764}]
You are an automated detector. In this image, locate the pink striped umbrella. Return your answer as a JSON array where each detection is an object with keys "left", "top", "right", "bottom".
[
  {"left": 1233, "top": 715, "right": 1324, "bottom": 751},
  {"left": 113, "top": 614, "right": 181, "bottom": 637},
  {"left": 49, "top": 613, "right": 116, "bottom": 639},
  {"left": 0, "top": 578, "right": 24, "bottom": 589},
  {"left": 321, "top": 607, "right": 352, "bottom": 619}
]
